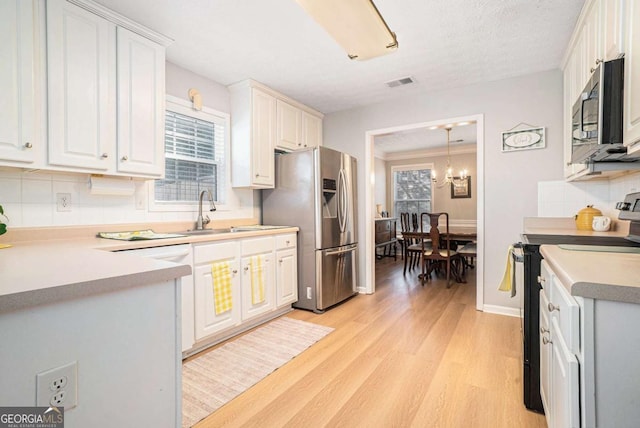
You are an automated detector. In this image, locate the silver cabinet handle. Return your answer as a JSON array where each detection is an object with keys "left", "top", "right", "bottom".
[
  {"left": 279, "top": 259, "right": 283, "bottom": 263},
  {"left": 24, "top": 142, "right": 33, "bottom": 149},
  {"left": 232, "top": 269, "right": 238, "bottom": 274},
  {"left": 101, "top": 153, "right": 109, "bottom": 159},
  {"left": 121, "top": 155, "right": 128, "bottom": 161},
  {"left": 285, "top": 240, "right": 290, "bottom": 245},
  {"left": 537, "top": 275, "right": 545, "bottom": 284},
  {"left": 542, "top": 336, "right": 552, "bottom": 345},
  {"left": 540, "top": 326, "right": 549, "bottom": 334},
  {"left": 244, "top": 266, "right": 249, "bottom": 272},
  {"left": 548, "top": 303, "right": 559, "bottom": 312}
]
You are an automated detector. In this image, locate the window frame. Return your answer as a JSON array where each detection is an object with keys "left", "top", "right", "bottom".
[
  {"left": 391, "top": 163, "right": 435, "bottom": 227},
  {"left": 148, "top": 95, "right": 231, "bottom": 213}
]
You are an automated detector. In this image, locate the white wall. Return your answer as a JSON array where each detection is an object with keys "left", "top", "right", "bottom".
[
  {"left": 0, "top": 62, "right": 258, "bottom": 228},
  {"left": 385, "top": 152, "right": 478, "bottom": 221},
  {"left": 323, "top": 69, "right": 564, "bottom": 310},
  {"left": 374, "top": 157, "right": 387, "bottom": 213}
]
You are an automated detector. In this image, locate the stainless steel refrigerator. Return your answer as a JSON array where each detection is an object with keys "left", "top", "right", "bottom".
[{"left": 262, "top": 147, "right": 358, "bottom": 312}]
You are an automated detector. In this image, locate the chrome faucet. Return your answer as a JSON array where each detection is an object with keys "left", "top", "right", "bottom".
[{"left": 196, "top": 189, "right": 217, "bottom": 230}]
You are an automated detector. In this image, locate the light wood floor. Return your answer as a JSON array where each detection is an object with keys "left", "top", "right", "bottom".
[{"left": 195, "top": 257, "right": 547, "bottom": 428}]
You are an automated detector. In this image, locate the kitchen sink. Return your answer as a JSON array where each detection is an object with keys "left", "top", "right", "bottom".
[{"left": 177, "top": 228, "right": 234, "bottom": 235}]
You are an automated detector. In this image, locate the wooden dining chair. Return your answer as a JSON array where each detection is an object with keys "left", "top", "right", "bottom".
[
  {"left": 420, "top": 212, "right": 465, "bottom": 287},
  {"left": 400, "top": 212, "right": 423, "bottom": 274}
]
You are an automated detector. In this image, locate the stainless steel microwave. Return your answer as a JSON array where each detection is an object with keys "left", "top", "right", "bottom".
[{"left": 571, "top": 57, "right": 625, "bottom": 163}]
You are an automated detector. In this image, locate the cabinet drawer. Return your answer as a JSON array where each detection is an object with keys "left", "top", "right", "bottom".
[
  {"left": 375, "top": 220, "right": 390, "bottom": 233},
  {"left": 549, "top": 275, "right": 580, "bottom": 355},
  {"left": 275, "top": 233, "right": 297, "bottom": 250},
  {"left": 241, "top": 236, "right": 274, "bottom": 256},
  {"left": 193, "top": 241, "right": 239, "bottom": 265}
]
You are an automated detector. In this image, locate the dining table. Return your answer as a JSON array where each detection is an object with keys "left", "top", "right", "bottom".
[{"left": 400, "top": 225, "right": 477, "bottom": 283}]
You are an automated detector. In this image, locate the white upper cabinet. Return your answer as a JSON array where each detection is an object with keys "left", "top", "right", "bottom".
[
  {"left": 561, "top": 0, "right": 632, "bottom": 180},
  {"left": 230, "top": 79, "right": 323, "bottom": 188},
  {"left": 302, "top": 111, "right": 322, "bottom": 149},
  {"left": 276, "top": 99, "right": 302, "bottom": 151},
  {"left": 116, "top": 27, "right": 166, "bottom": 177},
  {"left": 47, "top": 0, "right": 116, "bottom": 172},
  {"left": 623, "top": 0, "right": 640, "bottom": 155},
  {"left": 0, "top": 0, "right": 41, "bottom": 167},
  {"left": 45, "top": 0, "right": 170, "bottom": 178},
  {"left": 602, "top": 0, "right": 625, "bottom": 60}
]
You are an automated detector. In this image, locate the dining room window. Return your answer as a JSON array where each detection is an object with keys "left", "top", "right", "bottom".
[{"left": 392, "top": 164, "right": 433, "bottom": 228}]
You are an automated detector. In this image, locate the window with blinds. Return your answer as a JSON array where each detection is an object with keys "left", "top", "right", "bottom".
[
  {"left": 392, "top": 164, "right": 433, "bottom": 229},
  {"left": 155, "top": 106, "right": 226, "bottom": 204}
]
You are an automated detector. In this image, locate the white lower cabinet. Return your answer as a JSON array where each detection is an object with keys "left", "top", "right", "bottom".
[
  {"left": 540, "top": 258, "right": 640, "bottom": 427},
  {"left": 193, "top": 241, "right": 242, "bottom": 341},
  {"left": 276, "top": 233, "right": 298, "bottom": 306},
  {"left": 240, "top": 237, "right": 275, "bottom": 321},
  {"left": 541, "top": 260, "right": 580, "bottom": 428},
  {"left": 191, "top": 231, "right": 298, "bottom": 350}
]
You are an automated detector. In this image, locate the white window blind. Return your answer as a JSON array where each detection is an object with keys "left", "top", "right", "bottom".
[
  {"left": 155, "top": 108, "right": 226, "bottom": 203},
  {"left": 392, "top": 164, "right": 433, "bottom": 229}
]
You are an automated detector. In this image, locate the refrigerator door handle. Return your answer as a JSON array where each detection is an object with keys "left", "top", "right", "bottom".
[
  {"left": 338, "top": 169, "right": 348, "bottom": 233},
  {"left": 324, "top": 245, "right": 357, "bottom": 256}
]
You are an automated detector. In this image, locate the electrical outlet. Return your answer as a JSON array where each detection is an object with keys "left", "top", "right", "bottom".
[
  {"left": 36, "top": 361, "right": 77, "bottom": 410},
  {"left": 306, "top": 287, "right": 312, "bottom": 299},
  {"left": 56, "top": 193, "right": 72, "bottom": 212}
]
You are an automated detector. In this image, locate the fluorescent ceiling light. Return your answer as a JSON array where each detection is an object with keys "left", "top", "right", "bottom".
[{"left": 295, "top": 0, "right": 398, "bottom": 61}]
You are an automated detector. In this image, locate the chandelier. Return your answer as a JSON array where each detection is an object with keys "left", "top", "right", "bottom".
[{"left": 432, "top": 126, "right": 467, "bottom": 188}]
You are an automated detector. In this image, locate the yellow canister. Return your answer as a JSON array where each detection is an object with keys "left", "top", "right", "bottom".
[{"left": 575, "top": 205, "right": 603, "bottom": 230}]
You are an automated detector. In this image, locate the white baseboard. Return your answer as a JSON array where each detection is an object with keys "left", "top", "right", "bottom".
[{"left": 482, "top": 304, "right": 521, "bottom": 318}]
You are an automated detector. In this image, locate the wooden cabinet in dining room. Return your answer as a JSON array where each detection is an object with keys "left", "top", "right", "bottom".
[
  {"left": 374, "top": 218, "right": 397, "bottom": 258},
  {"left": 0, "top": 0, "right": 43, "bottom": 168},
  {"left": 46, "top": 0, "right": 169, "bottom": 178}
]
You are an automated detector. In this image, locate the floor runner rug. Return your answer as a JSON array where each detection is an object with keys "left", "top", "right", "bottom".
[{"left": 182, "top": 317, "right": 333, "bottom": 427}]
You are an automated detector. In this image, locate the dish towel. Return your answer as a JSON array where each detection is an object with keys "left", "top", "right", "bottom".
[
  {"left": 250, "top": 255, "right": 265, "bottom": 305},
  {"left": 498, "top": 245, "right": 514, "bottom": 294},
  {"left": 211, "top": 261, "right": 233, "bottom": 315}
]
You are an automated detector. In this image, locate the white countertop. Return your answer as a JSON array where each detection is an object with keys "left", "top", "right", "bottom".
[
  {"left": 0, "top": 225, "right": 298, "bottom": 313},
  {"left": 540, "top": 245, "right": 640, "bottom": 304}
]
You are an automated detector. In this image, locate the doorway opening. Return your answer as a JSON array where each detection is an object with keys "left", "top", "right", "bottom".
[{"left": 363, "top": 114, "right": 485, "bottom": 310}]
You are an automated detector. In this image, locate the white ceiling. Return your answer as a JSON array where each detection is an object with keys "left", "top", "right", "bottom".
[
  {"left": 94, "top": 0, "right": 585, "bottom": 116},
  {"left": 375, "top": 123, "right": 478, "bottom": 156}
]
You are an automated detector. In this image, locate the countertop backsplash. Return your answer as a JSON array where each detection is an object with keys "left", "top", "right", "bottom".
[
  {"left": 538, "top": 171, "right": 640, "bottom": 221},
  {"left": 0, "top": 168, "right": 258, "bottom": 228}
]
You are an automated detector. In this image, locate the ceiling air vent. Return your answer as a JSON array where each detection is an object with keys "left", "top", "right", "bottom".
[{"left": 385, "top": 76, "right": 415, "bottom": 88}]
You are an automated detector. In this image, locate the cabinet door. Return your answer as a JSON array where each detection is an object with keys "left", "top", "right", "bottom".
[
  {"left": 583, "top": 0, "right": 602, "bottom": 80},
  {"left": 551, "top": 318, "right": 580, "bottom": 428},
  {"left": 302, "top": 112, "right": 322, "bottom": 149},
  {"left": 0, "top": 0, "right": 37, "bottom": 165},
  {"left": 194, "top": 258, "right": 241, "bottom": 341},
  {"left": 116, "top": 27, "right": 165, "bottom": 177},
  {"left": 276, "top": 247, "right": 298, "bottom": 307},
  {"left": 276, "top": 99, "right": 301, "bottom": 151},
  {"left": 251, "top": 88, "right": 276, "bottom": 187},
  {"left": 241, "top": 252, "right": 275, "bottom": 321},
  {"left": 624, "top": 0, "right": 640, "bottom": 154},
  {"left": 602, "top": 0, "right": 624, "bottom": 60},
  {"left": 47, "top": 0, "right": 116, "bottom": 171},
  {"left": 539, "top": 291, "right": 553, "bottom": 426}
]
